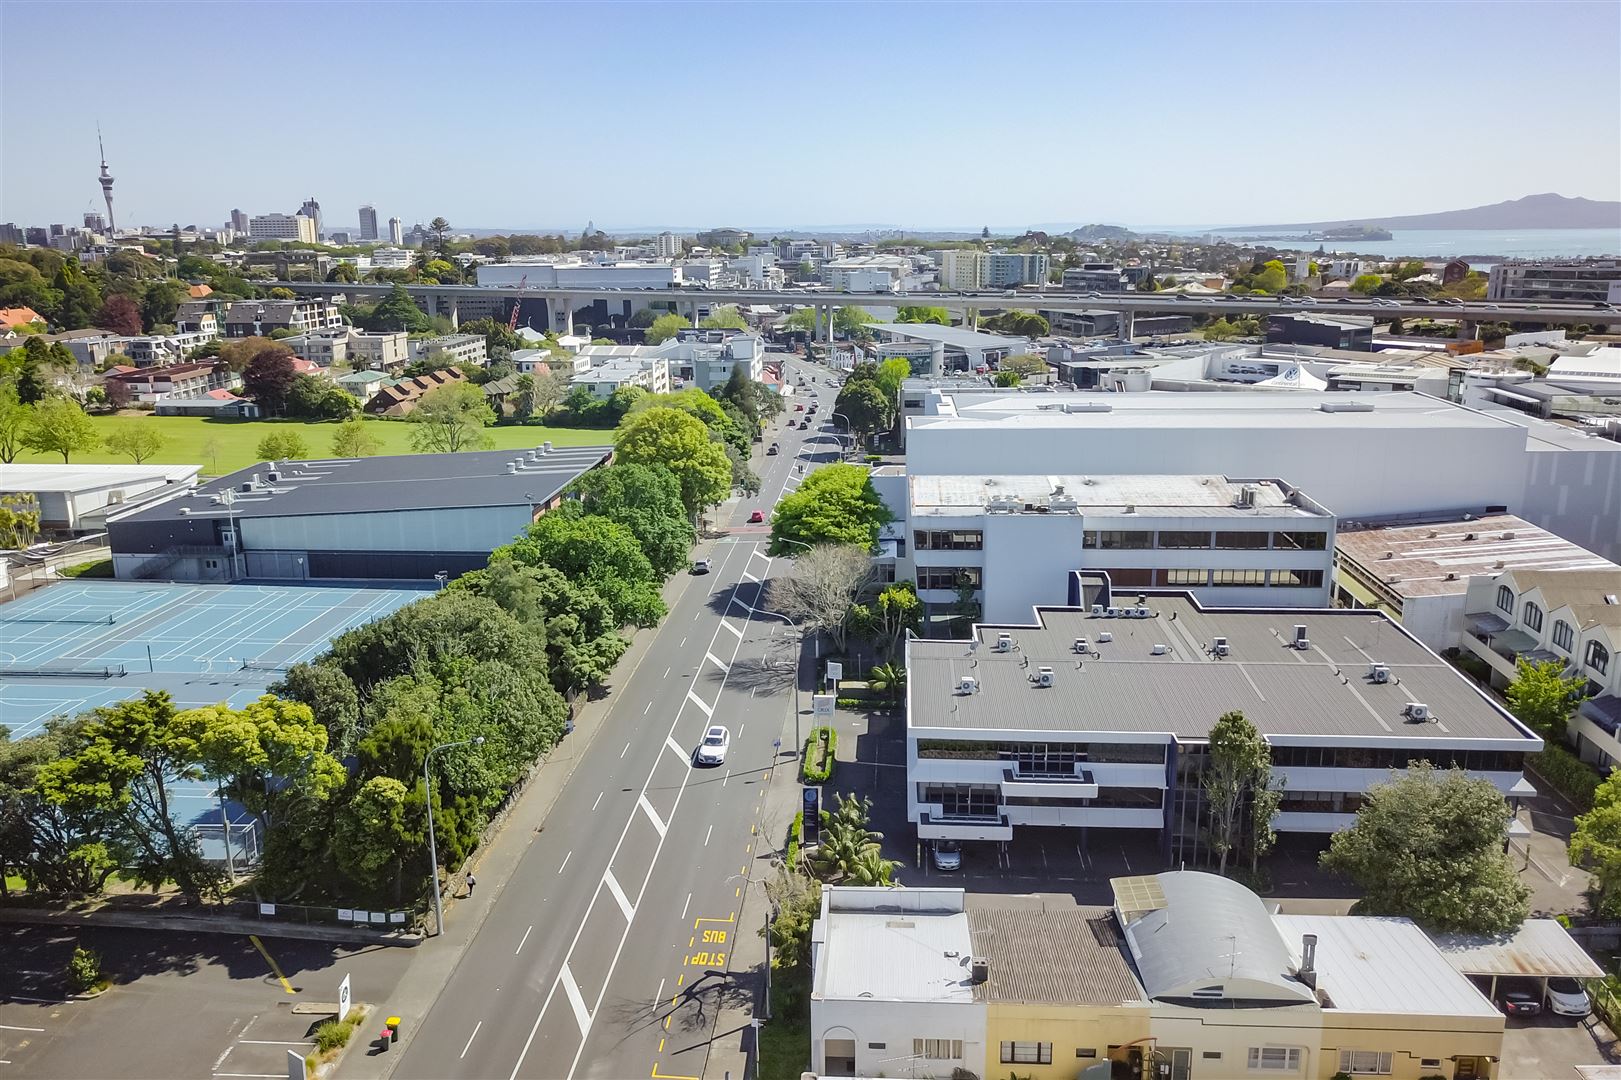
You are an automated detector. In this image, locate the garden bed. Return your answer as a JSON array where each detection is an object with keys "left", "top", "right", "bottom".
[{"left": 801, "top": 726, "right": 836, "bottom": 783}]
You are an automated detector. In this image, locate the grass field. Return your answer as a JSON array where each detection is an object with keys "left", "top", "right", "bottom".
[{"left": 16, "top": 415, "right": 613, "bottom": 476}]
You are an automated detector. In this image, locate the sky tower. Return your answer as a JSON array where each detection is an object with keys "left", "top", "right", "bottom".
[{"left": 97, "top": 125, "right": 116, "bottom": 233}]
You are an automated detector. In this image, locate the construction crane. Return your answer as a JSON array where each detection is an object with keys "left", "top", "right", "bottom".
[{"left": 507, "top": 274, "right": 527, "bottom": 330}]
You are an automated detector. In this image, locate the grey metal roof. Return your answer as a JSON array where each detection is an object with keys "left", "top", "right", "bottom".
[
  {"left": 1274, "top": 915, "right": 1500, "bottom": 1017},
  {"left": 867, "top": 323, "right": 1029, "bottom": 351},
  {"left": 1115, "top": 872, "right": 1315, "bottom": 1005},
  {"left": 110, "top": 445, "right": 610, "bottom": 523},
  {"left": 908, "top": 596, "right": 1540, "bottom": 744},
  {"left": 967, "top": 907, "right": 1145, "bottom": 1006},
  {"left": 1430, "top": 918, "right": 1605, "bottom": 979}
]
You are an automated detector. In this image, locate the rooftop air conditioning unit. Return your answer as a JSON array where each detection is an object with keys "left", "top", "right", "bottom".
[
  {"left": 1212, "top": 636, "right": 1230, "bottom": 657},
  {"left": 1134, "top": 606, "right": 1150, "bottom": 618},
  {"left": 1293, "top": 624, "right": 1310, "bottom": 650},
  {"left": 1097, "top": 631, "right": 1113, "bottom": 643},
  {"left": 1073, "top": 637, "right": 1089, "bottom": 654},
  {"left": 542, "top": 441, "right": 554, "bottom": 452},
  {"left": 1150, "top": 643, "right": 1168, "bottom": 655},
  {"left": 1105, "top": 607, "right": 1120, "bottom": 618},
  {"left": 266, "top": 471, "right": 281, "bottom": 483},
  {"left": 1091, "top": 604, "right": 1106, "bottom": 617},
  {"left": 957, "top": 676, "right": 978, "bottom": 695},
  {"left": 1405, "top": 702, "right": 1431, "bottom": 722},
  {"left": 1369, "top": 662, "right": 1391, "bottom": 684},
  {"left": 1463, "top": 532, "right": 1477, "bottom": 541},
  {"left": 506, "top": 463, "right": 518, "bottom": 474},
  {"left": 239, "top": 482, "right": 254, "bottom": 493},
  {"left": 994, "top": 632, "right": 1013, "bottom": 653},
  {"left": 1032, "top": 666, "right": 1054, "bottom": 687}
]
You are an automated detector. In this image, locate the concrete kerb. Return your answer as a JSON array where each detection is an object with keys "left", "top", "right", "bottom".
[
  {"left": 338, "top": 564, "right": 704, "bottom": 1080},
  {"left": 0, "top": 905, "right": 422, "bottom": 947}
]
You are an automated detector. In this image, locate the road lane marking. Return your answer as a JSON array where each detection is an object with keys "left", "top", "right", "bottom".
[
  {"left": 236, "top": 1041, "right": 313, "bottom": 1046},
  {"left": 738, "top": 722, "right": 745, "bottom": 738},
  {"left": 622, "top": 742, "right": 630, "bottom": 758},
  {"left": 248, "top": 935, "right": 294, "bottom": 994},
  {"left": 681, "top": 893, "right": 691, "bottom": 919},
  {"left": 685, "top": 689, "right": 713, "bottom": 717},
  {"left": 655, "top": 978, "right": 665, "bottom": 1005},
  {"left": 663, "top": 666, "right": 671, "bottom": 678},
  {"left": 720, "top": 619, "right": 743, "bottom": 638},
  {"left": 559, "top": 851, "right": 572, "bottom": 874},
  {"left": 461, "top": 1020, "right": 483, "bottom": 1059},
  {"left": 665, "top": 734, "right": 688, "bottom": 763},
  {"left": 704, "top": 824, "right": 713, "bottom": 846},
  {"left": 516, "top": 925, "right": 533, "bottom": 954},
  {"left": 722, "top": 769, "right": 729, "bottom": 787},
  {"left": 643, "top": 702, "right": 651, "bottom": 715},
  {"left": 0, "top": 1025, "right": 44, "bottom": 1033},
  {"left": 679, "top": 637, "right": 686, "bottom": 648},
  {"left": 705, "top": 651, "right": 729, "bottom": 673},
  {"left": 592, "top": 791, "right": 604, "bottom": 811},
  {"left": 742, "top": 571, "right": 759, "bottom": 582},
  {"left": 560, "top": 963, "right": 592, "bottom": 1037},
  {"left": 604, "top": 868, "right": 635, "bottom": 921},
  {"left": 638, "top": 793, "right": 668, "bottom": 837}
]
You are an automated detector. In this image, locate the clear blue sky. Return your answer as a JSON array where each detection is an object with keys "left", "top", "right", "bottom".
[{"left": 3, "top": 0, "right": 1618, "bottom": 233}]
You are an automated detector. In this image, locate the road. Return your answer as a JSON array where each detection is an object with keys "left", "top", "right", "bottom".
[{"left": 389, "top": 356, "right": 837, "bottom": 1080}]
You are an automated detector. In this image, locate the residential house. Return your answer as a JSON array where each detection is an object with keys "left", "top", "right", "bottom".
[
  {"left": 364, "top": 368, "right": 467, "bottom": 417},
  {"left": 222, "top": 299, "right": 342, "bottom": 338},
  {"left": 106, "top": 362, "right": 233, "bottom": 403}
]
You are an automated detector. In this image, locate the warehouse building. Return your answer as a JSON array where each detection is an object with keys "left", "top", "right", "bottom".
[
  {"left": 0, "top": 463, "right": 201, "bottom": 535},
  {"left": 105, "top": 445, "right": 610, "bottom": 582}
]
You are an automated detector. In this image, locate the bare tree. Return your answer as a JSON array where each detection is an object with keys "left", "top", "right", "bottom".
[{"left": 773, "top": 543, "right": 873, "bottom": 651}]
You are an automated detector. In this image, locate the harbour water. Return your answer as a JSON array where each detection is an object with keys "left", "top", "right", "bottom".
[{"left": 1193, "top": 227, "right": 1620, "bottom": 260}]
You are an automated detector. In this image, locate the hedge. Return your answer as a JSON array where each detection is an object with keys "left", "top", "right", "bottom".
[
  {"left": 786, "top": 810, "right": 803, "bottom": 867},
  {"left": 1529, "top": 742, "right": 1601, "bottom": 811},
  {"left": 802, "top": 726, "right": 837, "bottom": 783}
]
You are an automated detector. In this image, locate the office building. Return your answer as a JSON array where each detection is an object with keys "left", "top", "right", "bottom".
[
  {"left": 299, "top": 197, "right": 322, "bottom": 241},
  {"left": 811, "top": 875, "right": 1536, "bottom": 1080},
  {"left": 223, "top": 299, "right": 342, "bottom": 337},
  {"left": 1061, "top": 265, "right": 1129, "bottom": 293},
  {"left": 83, "top": 212, "right": 106, "bottom": 233},
  {"left": 697, "top": 227, "right": 749, "bottom": 248},
  {"left": 867, "top": 323, "right": 1028, "bottom": 373},
  {"left": 388, "top": 216, "right": 404, "bottom": 245},
  {"left": 247, "top": 213, "right": 316, "bottom": 243},
  {"left": 106, "top": 444, "right": 610, "bottom": 582},
  {"left": 345, "top": 330, "right": 411, "bottom": 371},
  {"left": 905, "top": 595, "right": 1540, "bottom": 854},
  {"left": 229, "top": 209, "right": 249, "bottom": 233},
  {"left": 986, "top": 252, "right": 1050, "bottom": 287},
  {"left": 568, "top": 356, "right": 670, "bottom": 398},
  {"left": 409, "top": 332, "right": 488, "bottom": 368},
  {"left": 659, "top": 329, "right": 764, "bottom": 392},
  {"left": 1267, "top": 313, "right": 1374, "bottom": 351},
  {"left": 1487, "top": 258, "right": 1621, "bottom": 304},
  {"left": 359, "top": 205, "right": 379, "bottom": 241},
  {"left": 0, "top": 223, "right": 23, "bottom": 246},
  {"left": 897, "top": 474, "right": 1335, "bottom": 622}
]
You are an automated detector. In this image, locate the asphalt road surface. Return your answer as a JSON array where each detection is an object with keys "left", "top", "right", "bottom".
[{"left": 392, "top": 357, "right": 839, "bottom": 1080}]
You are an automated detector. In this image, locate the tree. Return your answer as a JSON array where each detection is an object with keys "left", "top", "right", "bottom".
[
  {"left": 646, "top": 313, "right": 691, "bottom": 344},
  {"left": 895, "top": 306, "right": 951, "bottom": 325},
  {"left": 699, "top": 305, "right": 747, "bottom": 330},
  {"left": 96, "top": 293, "right": 143, "bottom": 336},
  {"left": 812, "top": 793, "right": 894, "bottom": 882},
  {"left": 103, "top": 423, "right": 167, "bottom": 464},
  {"left": 832, "top": 379, "right": 890, "bottom": 441},
  {"left": 0, "top": 381, "right": 25, "bottom": 463},
  {"left": 363, "top": 283, "right": 433, "bottom": 334},
  {"left": 428, "top": 217, "right": 452, "bottom": 255},
  {"left": 1572, "top": 770, "right": 1621, "bottom": 916},
  {"left": 784, "top": 308, "right": 816, "bottom": 333},
  {"left": 14, "top": 335, "right": 76, "bottom": 402},
  {"left": 256, "top": 431, "right": 309, "bottom": 461},
  {"left": 983, "top": 310, "right": 1050, "bottom": 337},
  {"left": 23, "top": 398, "right": 99, "bottom": 462},
  {"left": 408, "top": 382, "right": 496, "bottom": 453},
  {"left": 770, "top": 463, "right": 892, "bottom": 554},
  {"left": 614, "top": 406, "right": 731, "bottom": 518},
  {"left": 867, "top": 661, "right": 908, "bottom": 705},
  {"left": 1201, "top": 711, "right": 1277, "bottom": 875},
  {"left": 1001, "top": 353, "right": 1048, "bottom": 378},
  {"left": 1320, "top": 764, "right": 1530, "bottom": 932},
  {"left": 268, "top": 287, "right": 296, "bottom": 300},
  {"left": 872, "top": 582, "right": 921, "bottom": 656},
  {"left": 242, "top": 351, "right": 298, "bottom": 413},
  {"left": 991, "top": 370, "right": 1020, "bottom": 387},
  {"left": 774, "top": 543, "right": 874, "bottom": 651},
  {"left": 273, "top": 661, "right": 363, "bottom": 757},
  {"left": 330, "top": 417, "right": 382, "bottom": 458},
  {"left": 1506, "top": 658, "right": 1589, "bottom": 739},
  {"left": 0, "top": 493, "right": 40, "bottom": 548},
  {"left": 327, "top": 262, "right": 358, "bottom": 284},
  {"left": 566, "top": 462, "right": 694, "bottom": 577},
  {"left": 51, "top": 259, "right": 102, "bottom": 330},
  {"left": 504, "top": 513, "right": 666, "bottom": 628},
  {"left": 1251, "top": 260, "right": 1288, "bottom": 294},
  {"left": 217, "top": 336, "right": 291, "bottom": 375},
  {"left": 1202, "top": 317, "right": 1241, "bottom": 341},
  {"left": 1351, "top": 274, "right": 1384, "bottom": 295},
  {"left": 833, "top": 306, "right": 872, "bottom": 339},
  {"left": 285, "top": 374, "right": 359, "bottom": 420}
]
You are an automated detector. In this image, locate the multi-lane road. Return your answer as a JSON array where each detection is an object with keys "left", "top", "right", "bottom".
[{"left": 391, "top": 356, "right": 834, "bottom": 1080}]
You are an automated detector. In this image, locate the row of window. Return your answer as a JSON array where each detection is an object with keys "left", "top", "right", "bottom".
[
  {"left": 916, "top": 740, "right": 1168, "bottom": 765},
  {"left": 1096, "top": 567, "right": 1325, "bottom": 589},
  {"left": 913, "top": 529, "right": 983, "bottom": 551},
  {"left": 1496, "top": 586, "right": 1612, "bottom": 674},
  {"left": 916, "top": 566, "right": 982, "bottom": 591},
  {"left": 980, "top": 1042, "right": 1424, "bottom": 1074},
  {"left": 1269, "top": 746, "right": 1526, "bottom": 772},
  {"left": 1006, "top": 788, "right": 1164, "bottom": 810},
  {"left": 1084, "top": 529, "right": 1328, "bottom": 551}
]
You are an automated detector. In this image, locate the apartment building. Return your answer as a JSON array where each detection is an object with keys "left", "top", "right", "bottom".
[
  {"left": 905, "top": 596, "right": 1540, "bottom": 855},
  {"left": 173, "top": 300, "right": 221, "bottom": 339},
  {"left": 822, "top": 255, "right": 908, "bottom": 294},
  {"left": 247, "top": 213, "right": 316, "bottom": 242},
  {"left": 1061, "top": 265, "right": 1129, "bottom": 293},
  {"left": 105, "top": 362, "right": 233, "bottom": 403},
  {"left": 1487, "top": 258, "right": 1621, "bottom": 304},
  {"left": 1461, "top": 567, "right": 1621, "bottom": 769},
  {"left": 660, "top": 329, "right": 764, "bottom": 392},
  {"left": 986, "top": 252, "right": 1050, "bottom": 287},
  {"left": 345, "top": 330, "right": 410, "bottom": 371},
  {"left": 223, "top": 299, "right": 342, "bottom": 338},
  {"left": 938, "top": 249, "right": 987, "bottom": 290},
  {"left": 409, "top": 333, "right": 488, "bottom": 368},
  {"left": 118, "top": 332, "right": 216, "bottom": 368},
  {"left": 812, "top": 875, "right": 1523, "bottom": 1080},
  {"left": 568, "top": 356, "right": 670, "bottom": 398},
  {"left": 898, "top": 474, "right": 1335, "bottom": 621}
]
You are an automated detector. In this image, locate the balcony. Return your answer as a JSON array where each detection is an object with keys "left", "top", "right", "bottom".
[{"left": 1000, "top": 766, "right": 1100, "bottom": 800}]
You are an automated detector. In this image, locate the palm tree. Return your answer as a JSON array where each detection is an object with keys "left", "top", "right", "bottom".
[
  {"left": 868, "top": 662, "right": 907, "bottom": 706},
  {"left": 847, "top": 848, "right": 898, "bottom": 886}
]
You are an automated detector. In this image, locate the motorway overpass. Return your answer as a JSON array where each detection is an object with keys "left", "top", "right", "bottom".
[{"left": 257, "top": 279, "right": 1618, "bottom": 339}]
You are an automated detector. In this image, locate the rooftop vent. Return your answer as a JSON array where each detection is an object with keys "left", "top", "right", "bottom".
[
  {"left": 1445, "top": 572, "right": 1458, "bottom": 581},
  {"left": 506, "top": 463, "right": 518, "bottom": 474},
  {"left": 1097, "top": 631, "right": 1113, "bottom": 643},
  {"left": 1150, "top": 643, "right": 1168, "bottom": 655},
  {"left": 1369, "top": 662, "right": 1391, "bottom": 684},
  {"left": 1212, "top": 636, "right": 1230, "bottom": 658},
  {"left": 542, "top": 441, "right": 553, "bottom": 453},
  {"left": 1404, "top": 702, "right": 1432, "bottom": 722},
  {"left": 1606, "top": 595, "right": 1620, "bottom": 606},
  {"left": 1380, "top": 551, "right": 1394, "bottom": 560},
  {"left": 266, "top": 470, "right": 281, "bottom": 483},
  {"left": 1234, "top": 484, "right": 1258, "bottom": 509},
  {"left": 1463, "top": 532, "right": 1477, "bottom": 541},
  {"left": 1501, "top": 531, "right": 1517, "bottom": 540},
  {"left": 970, "top": 957, "right": 989, "bottom": 984},
  {"left": 1299, "top": 933, "right": 1319, "bottom": 990},
  {"left": 1318, "top": 400, "right": 1375, "bottom": 413},
  {"left": 1123, "top": 504, "right": 1136, "bottom": 515}
]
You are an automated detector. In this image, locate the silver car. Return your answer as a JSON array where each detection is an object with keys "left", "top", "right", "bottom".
[{"left": 932, "top": 840, "right": 962, "bottom": 871}]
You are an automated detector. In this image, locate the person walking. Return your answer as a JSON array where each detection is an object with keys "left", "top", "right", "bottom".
[{"left": 465, "top": 873, "right": 476, "bottom": 898}]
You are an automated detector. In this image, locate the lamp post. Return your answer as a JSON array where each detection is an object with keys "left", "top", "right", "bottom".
[
  {"left": 425, "top": 736, "right": 484, "bottom": 936},
  {"left": 220, "top": 487, "right": 242, "bottom": 580},
  {"left": 830, "top": 412, "right": 856, "bottom": 458},
  {"left": 752, "top": 606, "right": 805, "bottom": 758}
]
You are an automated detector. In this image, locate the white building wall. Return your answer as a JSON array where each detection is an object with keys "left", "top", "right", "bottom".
[
  {"left": 240, "top": 506, "right": 533, "bottom": 555},
  {"left": 811, "top": 998, "right": 985, "bottom": 1080},
  {"left": 1515, "top": 443, "right": 1621, "bottom": 563},
  {"left": 981, "top": 513, "right": 1087, "bottom": 622}
]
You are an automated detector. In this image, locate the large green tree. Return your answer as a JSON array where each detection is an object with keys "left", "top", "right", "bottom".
[
  {"left": 646, "top": 313, "right": 691, "bottom": 344},
  {"left": 1201, "top": 710, "right": 1279, "bottom": 875},
  {"left": 363, "top": 283, "right": 433, "bottom": 334},
  {"left": 0, "top": 382, "right": 28, "bottom": 463},
  {"left": 614, "top": 406, "right": 731, "bottom": 518},
  {"left": 769, "top": 463, "right": 892, "bottom": 554},
  {"left": 565, "top": 461, "right": 694, "bottom": 577},
  {"left": 1507, "top": 658, "right": 1589, "bottom": 739},
  {"left": 457, "top": 559, "right": 629, "bottom": 692},
  {"left": 699, "top": 305, "right": 747, "bottom": 330},
  {"left": 503, "top": 512, "right": 666, "bottom": 628},
  {"left": 103, "top": 423, "right": 168, "bottom": 464},
  {"left": 895, "top": 306, "right": 951, "bottom": 325},
  {"left": 1320, "top": 763, "right": 1530, "bottom": 932},
  {"left": 23, "top": 398, "right": 99, "bottom": 462},
  {"left": 407, "top": 382, "right": 496, "bottom": 453},
  {"left": 1572, "top": 770, "right": 1621, "bottom": 916}
]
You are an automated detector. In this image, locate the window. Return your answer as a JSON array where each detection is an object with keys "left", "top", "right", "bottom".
[
  {"left": 1523, "top": 600, "right": 1544, "bottom": 632},
  {"left": 1271, "top": 569, "right": 1324, "bottom": 589},
  {"left": 1101, "top": 567, "right": 1155, "bottom": 587},
  {"left": 1084, "top": 530, "right": 1153, "bottom": 550},
  {"left": 1588, "top": 640, "right": 1611, "bottom": 675},
  {"left": 917, "top": 566, "right": 981, "bottom": 591},
  {"left": 867, "top": 1043, "right": 886, "bottom": 1050},
  {"left": 1076, "top": 1049, "right": 1098, "bottom": 1059},
  {"left": 1554, "top": 620, "right": 1575, "bottom": 652},
  {"left": 1339, "top": 1050, "right": 1393, "bottom": 1075},
  {"left": 1273, "top": 531, "right": 1327, "bottom": 551},
  {"left": 1247, "top": 1047, "right": 1302, "bottom": 1072},
  {"left": 915, "top": 1039, "right": 962, "bottom": 1061},
  {"left": 1214, "top": 530, "right": 1270, "bottom": 549},
  {"left": 1212, "top": 569, "right": 1267, "bottom": 587},
  {"left": 1497, "top": 584, "right": 1515, "bottom": 613},
  {"left": 913, "top": 529, "right": 982, "bottom": 551},
  {"left": 1420, "top": 1060, "right": 1441, "bottom": 1070},
  {"left": 1159, "top": 529, "right": 1212, "bottom": 549},
  {"left": 1163, "top": 568, "right": 1207, "bottom": 586},
  {"left": 1000, "top": 1043, "right": 1052, "bottom": 1065},
  {"left": 1203, "top": 1052, "right": 1224, "bottom": 1060}
]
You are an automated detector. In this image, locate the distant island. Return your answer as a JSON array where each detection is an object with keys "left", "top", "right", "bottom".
[
  {"left": 1233, "top": 193, "right": 1621, "bottom": 232},
  {"left": 1225, "top": 225, "right": 1393, "bottom": 243}
]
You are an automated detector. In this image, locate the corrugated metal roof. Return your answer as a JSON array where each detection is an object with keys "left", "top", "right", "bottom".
[
  {"left": 1430, "top": 918, "right": 1605, "bottom": 979},
  {"left": 967, "top": 907, "right": 1145, "bottom": 1006},
  {"left": 1275, "top": 915, "right": 1499, "bottom": 1017}
]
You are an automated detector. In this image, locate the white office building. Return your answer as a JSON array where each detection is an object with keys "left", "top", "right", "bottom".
[
  {"left": 247, "top": 213, "right": 316, "bottom": 242},
  {"left": 867, "top": 324, "right": 1029, "bottom": 373},
  {"left": 653, "top": 232, "right": 682, "bottom": 258}
]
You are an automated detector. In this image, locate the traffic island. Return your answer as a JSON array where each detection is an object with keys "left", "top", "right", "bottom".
[{"left": 300, "top": 1002, "right": 371, "bottom": 1079}]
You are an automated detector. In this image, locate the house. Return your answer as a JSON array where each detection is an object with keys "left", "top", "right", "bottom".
[
  {"left": 154, "top": 394, "right": 262, "bottom": 419},
  {"left": 105, "top": 362, "right": 232, "bottom": 403},
  {"left": 483, "top": 374, "right": 522, "bottom": 414},
  {"left": 187, "top": 283, "right": 214, "bottom": 299},
  {"left": 335, "top": 369, "right": 389, "bottom": 401},
  {"left": 363, "top": 368, "right": 467, "bottom": 417},
  {"left": 0, "top": 306, "right": 42, "bottom": 330}
]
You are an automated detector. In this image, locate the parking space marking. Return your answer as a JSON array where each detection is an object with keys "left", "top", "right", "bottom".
[{"left": 247, "top": 935, "right": 294, "bottom": 995}]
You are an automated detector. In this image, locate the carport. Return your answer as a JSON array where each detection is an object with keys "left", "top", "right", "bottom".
[{"left": 1430, "top": 918, "right": 1605, "bottom": 1003}]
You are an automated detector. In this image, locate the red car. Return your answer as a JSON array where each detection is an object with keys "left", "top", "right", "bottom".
[
  {"left": 749, "top": 510, "right": 765, "bottom": 523},
  {"left": 794, "top": 403, "right": 805, "bottom": 411}
]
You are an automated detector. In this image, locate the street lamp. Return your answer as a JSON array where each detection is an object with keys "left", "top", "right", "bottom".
[
  {"left": 752, "top": 606, "right": 805, "bottom": 758},
  {"left": 220, "top": 487, "right": 242, "bottom": 580},
  {"left": 425, "top": 736, "right": 484, "bottom": 936}
]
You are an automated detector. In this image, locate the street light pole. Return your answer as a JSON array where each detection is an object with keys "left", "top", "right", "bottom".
[
  {"left": 753, "top": 606, "right": 804, "bottom": 758},
  {"left": 425, "top": 736, "right": 484, "bottom": 937}
]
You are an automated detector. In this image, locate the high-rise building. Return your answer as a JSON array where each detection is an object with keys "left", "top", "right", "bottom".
[
  {"left": 0, "top": 223, "right": 23, "bottom": 246},
  {"left": 299, "top": 197, "right": 322, "bottom": 241},
  {"left": 653, "top": 232, "right": 682, "bottom": 258},
  {"left": 359, "top": 205, "right": 379, "bottom": 241},
  {"left": 83, "top": 212, "right": 106, "bottom": 232},
  {"left": 388, "top": 217, "right": 403, "bottom": 245},
  {"left": 96, "top": 128, "right": 117, "bottom": 233},
  {"left": 249, "top": 213, "right": 317, "bottom": 243},
  {"left": 230, "top": 209, "right": 249, "bottom": 232},
  {"left": 938, "top": 249, "right": 987, "bottom": 290}
]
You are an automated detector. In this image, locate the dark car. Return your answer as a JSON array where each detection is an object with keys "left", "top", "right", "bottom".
[
  {"left": 767, "top": 444, "right": 779, "bottom": 455},
  {"left": 1498, "top": 979, "right": 1543, "bottom": 1016}
]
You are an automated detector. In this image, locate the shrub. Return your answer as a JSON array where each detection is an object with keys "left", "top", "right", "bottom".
[
  {"left": 801, "top": 726, "right": 836, "bottom": 783},
  {"left": 786, "top": 811, "right": 803, "bottom": 867},
  {"left": 1530, "top": 743, "right": 1601, "bottom": 811},
  {"left": 66, "top": 945, "right": 102, "bottom": 993},
  {"left": 836, "top": 697, "right": 865, "bottom": 709},
  {"left": 314, "top": 1020, "right": 353, "bottom": 1053}
]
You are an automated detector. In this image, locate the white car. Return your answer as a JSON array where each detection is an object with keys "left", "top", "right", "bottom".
[
  {"left": 695, "top": 725, "right": 730, "bottom": 766},
  {"left": 1546, "top": 977, "right": 1592, "bottom": 1017}
]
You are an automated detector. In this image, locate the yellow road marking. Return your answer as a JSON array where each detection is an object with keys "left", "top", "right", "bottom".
[
  {"left": 666, "top": 1012, "right": 673, "bottom": 1025},
  {"left": 249, "top": 935, "right": 295, "bottom": 995},
  {"left": 659, "top": 1037, "right": 665, "bottom": 1052},
  {"left": 688, "top": 936, "right": 695, "bottom": 947},
  {"left": 695, "top": 914, "right": 735, "bottom": 926},
  {"left": 746, "top": 843, "right": 752, "bottom": 855},
  {"left": 677, "top": 973, "right": 684, "bottom": 986},
  {"left": 652, "top": 1067, "right": 701, "bottom": 1080},
  {"left": 734, "top": 887, "right": 740, "bottom": 897},
  {"left": 761, "top": 771, "right": 769, "bottom": 782}
]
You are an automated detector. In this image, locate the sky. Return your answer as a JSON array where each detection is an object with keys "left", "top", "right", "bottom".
[{"left": 3, "top": 0, "right": 1619, "bottom": 234}]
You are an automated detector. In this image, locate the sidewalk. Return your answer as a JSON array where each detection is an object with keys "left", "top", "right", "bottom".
[
  {"left": 0, "top": 904, "right": 421, "bottom": 946},
  {"left": 340, "top": 565, "right": 701, "bottom": 1080}
]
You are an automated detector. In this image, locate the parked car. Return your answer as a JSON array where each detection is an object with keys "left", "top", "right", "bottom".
[
  {"left": 1497, "top": 979, "right": 1543, "bottom": 1016},
  {"left": 767, "top": 444, "right": 779, "bottom": 455},
  {"left": 749, "top": 510, "right": 765, "bottom": 523},
  {"left": 931, "top": 840, "right": 962, "bottom": 871},
  {"left": 1546, "top": 977, "right": 1592, "bottom": 1018}
]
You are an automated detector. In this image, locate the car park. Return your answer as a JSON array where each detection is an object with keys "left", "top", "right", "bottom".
[
  {"left": 694, "top": 725, "right": 730, "bottom": 766},
  {"left": 931, "top": 840, "right": 962, "bottom": 871}
]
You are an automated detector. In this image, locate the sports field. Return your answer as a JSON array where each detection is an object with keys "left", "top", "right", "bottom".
[{"left": 14, "top": 414, "right": 612, "bottom": 475}]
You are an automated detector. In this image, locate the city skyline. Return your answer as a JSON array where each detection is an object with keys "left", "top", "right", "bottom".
[{"left": 1, "top": 0, "right": 1618, "bottom": 232}]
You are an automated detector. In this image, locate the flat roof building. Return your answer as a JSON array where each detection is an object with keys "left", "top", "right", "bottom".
[
  {"left": 0, "top": 463, "right": 201, "bottom": 534},
  {"left": 867, "top": 323, "right": 1030, "bottom": 373},
  {"left": 106, "top": 444, "right": 609, "bottom": 583}
]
